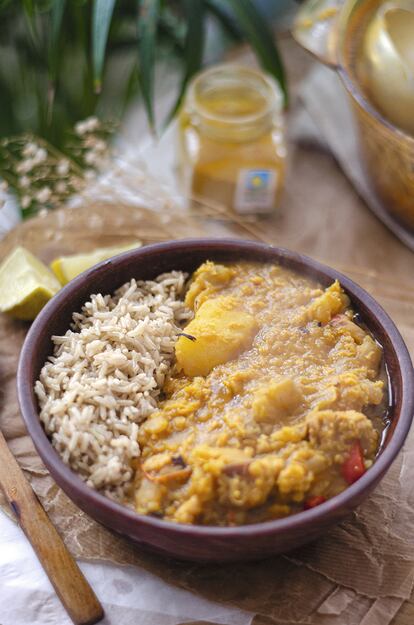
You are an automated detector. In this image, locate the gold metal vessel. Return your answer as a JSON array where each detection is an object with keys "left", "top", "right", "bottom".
[{"left": 293, "top": 0, "right": 414, "bottom": 232}]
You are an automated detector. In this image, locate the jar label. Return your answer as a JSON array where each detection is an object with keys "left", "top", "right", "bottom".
[{"left": 234, "top": 169, "right": 278, "bottom": 214}]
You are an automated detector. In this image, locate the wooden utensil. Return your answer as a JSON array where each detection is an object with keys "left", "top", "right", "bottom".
[{"left": 0, "top": 429, "right": 104, "bottom": 625}]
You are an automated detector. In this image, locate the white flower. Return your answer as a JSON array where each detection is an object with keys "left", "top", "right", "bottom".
[
  {"left": 21, "top": 196, "right": 31, "bottom": 209},
  {"left": 84, "top": 169, "right": 96, "bottom": 180},
  {"left": 84, "top": 116, "right": 100, "bottom": 132},
  {"left": 35, "top": 187, "right": 52, "bottom": 203},
  {"left": 84, "top": 151, "right": 97, "bottom": 165},
  {"left": 22, "top": 142, "right": 38, "bottom": 158},
  {"left": 16, "top": 158, "right": 35, "bottom": 174},
  {"left": 33, "top": 147, "right": 47, "bottom": 164},
  {"left": 71, "top": 178, "right": 84, "bottom": 191},
  {"left": 75, "top": 120, "right": 88, "bottom": 135},
  {"left": 56, "top": 159, "right": 70, "bottom": 176},
  {"left": 75, "top": 116, "right": 99, "bottom": 135},
  {"left": 93, "top": 139, "right": 107, "bottom": 153},
  {"left": 84, "top": 136, "right": 97, "bottom": 148},
  {"left": 19, "top": 176, "right": 30, "bottom": 188},
  {"left": 55, "top": 181, "right": 67, "bottom": 194},
  {"left": 83, "top": 136, "right": 107, "bottom": 151},
  {"left": 0, "top": 180, "right": 8, "bottom": 192}
]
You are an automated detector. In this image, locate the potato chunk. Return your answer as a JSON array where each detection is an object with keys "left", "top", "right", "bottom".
[
  {"left": 330, "top": 314, "right": 366, "bottom": 344},
  {"left": 356, "top": 335, "right": 382, "bottom": 376},
  {"left": 176, "top": 296, "right": 257, "bottom": 377},
  {"left": 306, "top": 281, "right": 350, "bottom": 324},
  {"left": 185, "top": 261, "right": 236, "bottom": 310},
  {"left": 306, "top": 409, "right": 378, "bottom": 457},
  {"left": 252, "top": 378, "right": 303, "bottom": 423}
]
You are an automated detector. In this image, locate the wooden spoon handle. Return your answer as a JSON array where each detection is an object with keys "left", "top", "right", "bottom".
[{"left": 0, "top": 431, "right": 104, "bottom": 625}]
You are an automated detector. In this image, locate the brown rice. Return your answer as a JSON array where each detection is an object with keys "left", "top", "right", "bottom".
[{"left": 35, "top": 271, "right": 190, "bottom": 501}]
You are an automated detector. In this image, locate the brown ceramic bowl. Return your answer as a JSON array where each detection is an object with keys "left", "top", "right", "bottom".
[{"left": 17, "top": 239, "right": 414, "bottom": 562}]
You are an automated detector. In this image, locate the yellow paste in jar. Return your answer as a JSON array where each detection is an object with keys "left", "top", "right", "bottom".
[{"left": 179, "top": 65, "right": 286, "bottom": 215}]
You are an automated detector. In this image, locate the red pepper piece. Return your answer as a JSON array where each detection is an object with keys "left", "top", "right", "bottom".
[
  {"left": 341, "top": 440, "right": 365, "bottom": 485},
  {"left": 304, "top": 495, "right": 326, "bottom": 510}
]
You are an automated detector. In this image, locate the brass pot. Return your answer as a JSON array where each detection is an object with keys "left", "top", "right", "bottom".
[{"left": 293, "top": 0, "right": 414, "bottom": 232}]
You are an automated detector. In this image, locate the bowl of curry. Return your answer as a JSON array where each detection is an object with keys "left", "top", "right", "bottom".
[{"left": 18, "top": 239, "right": 414, "bottom": 562}]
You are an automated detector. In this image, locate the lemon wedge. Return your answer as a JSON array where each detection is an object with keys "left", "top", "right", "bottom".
[
  {"left": 50, "top": 242, "right": 141, "bottom": 285},
  {"left": 0, "top": 246, "right": 61, "bottom": 320}
]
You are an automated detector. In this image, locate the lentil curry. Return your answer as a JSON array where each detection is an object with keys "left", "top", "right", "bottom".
[{"left": 135, "top": 261, "right": 386, "bottom": 525}]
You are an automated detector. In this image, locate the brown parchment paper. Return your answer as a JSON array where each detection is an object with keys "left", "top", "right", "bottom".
[{"left": 2, "top": 37, "right": 414, "bottom": 625}]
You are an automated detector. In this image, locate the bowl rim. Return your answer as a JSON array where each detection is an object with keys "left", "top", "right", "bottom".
[{"left": 17, "top": 238, "right": 414, "bottom": 539}]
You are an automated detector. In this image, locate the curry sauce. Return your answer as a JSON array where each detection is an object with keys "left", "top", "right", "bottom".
[{"left": 134, "top": 262, "right": 386, "bottom": 526}]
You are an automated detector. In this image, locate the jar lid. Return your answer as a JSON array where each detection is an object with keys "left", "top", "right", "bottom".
[{"left": 185, "top": 64, "right": 284, "bottom": 142}]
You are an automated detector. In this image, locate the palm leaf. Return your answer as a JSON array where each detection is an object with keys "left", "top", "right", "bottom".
[
  {"left": 49, "top": 0, "right": 66, "bottom": 80},
  {"left": 222, "top": 0, "right": 288, "bottom": 106},
  {"left": 158, "top": 6, "right": 185, "bottom": 54},
  {"left": 165, "top": 0, "right": 204, "bottom": 127},
  {"left": 204, "top": 0, "right": 243, "bottom": 42},
  {"left": 181, "top": 0, "right": 204, "bottom": 84},
  {"left": 137, "top": 0, "right": 161, "bottom": 130},
  {"left": 51, "top": 1, "right": 66, "bottom": 53},
  {"left": 92, "top": 0, "right": 117, "bottom": 93},
  {"left": 22, "top": 0, "right": 34, "bottom": 18},
  {"left": 22, "top": 0, "right": 38, "bottom": 47}
]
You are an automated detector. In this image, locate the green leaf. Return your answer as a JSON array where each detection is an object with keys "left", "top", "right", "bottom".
[
  {"left": 47, "top": 0, "right": 66, "bottom": 125},
  {"left": 165, "top": 0, "right": 204, "bottom": 127},
  {"left": 49, "top": 0, "right": 66, "bottom": 80},
  {"left": 158, "top": 6, "right": 185, "bottom": 54},
  {"left": 21, "top": 0, "right": 38, "bottom": 47},
  {"left": 92, "top": 0, "right": 117, "bottom": 93},
  {"left": 137, "top": 0, "right": 161, "bottom": 130},
  {"left": 182, "top": 0, "right": 204, "bottom": 82},
  {"left": 22, "top": 0, "right": 34, "bottom": 18},
  {"left": 222, "top": 0, "right": 287, "bottom": 106},
  {"left": 204, "top": 0, "right": 243, "bottom": 42},
  {"left": 51, "top": 1, "right": 66, "bottom": 52}
]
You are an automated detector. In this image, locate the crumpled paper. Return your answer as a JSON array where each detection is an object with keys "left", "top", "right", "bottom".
[
  {"left": 2, "top": 37, "right": 414, "bottom": 625},
  {"left": 1, "top": 513, "right": 253, "bottom": 625}
]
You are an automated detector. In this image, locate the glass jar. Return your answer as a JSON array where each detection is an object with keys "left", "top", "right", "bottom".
[{"left": 178, "top": 64, "right": 286, "bottom": 216}]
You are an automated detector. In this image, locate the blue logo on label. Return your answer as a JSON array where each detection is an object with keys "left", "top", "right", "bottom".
[{"left": 246, "top": 170, "right": 271, "bottom": 190}]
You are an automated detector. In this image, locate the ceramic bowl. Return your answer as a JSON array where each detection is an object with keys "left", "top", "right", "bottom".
[{"left": 17, "top": 239, "right": 414, "bottom": 562}]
